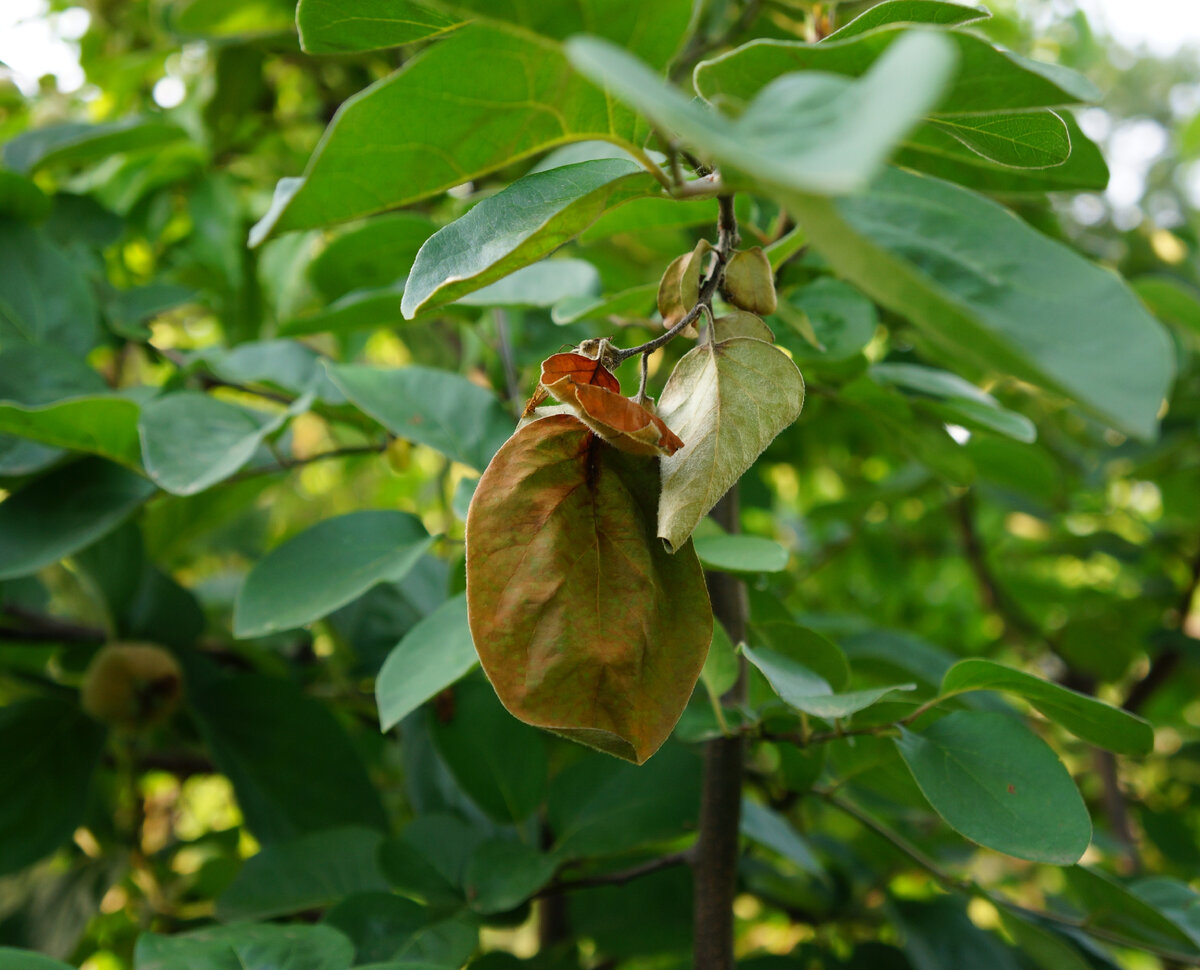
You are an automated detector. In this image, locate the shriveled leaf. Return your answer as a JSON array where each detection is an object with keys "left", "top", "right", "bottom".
[
  {"left": 941, "top": 659, "right": 1154, "bottom": 756},
  {"left": 377, "top": 594, "right": 478, "bottom": 731},
  {"left": 896, "top": 711, "right": 1092, "bottom": 864},
  {"left": 657, "top": 337, "right": 804, "bottom": 551},
  {"left": 325, "top": 363, "right": 513, "bottom": 470},
  {"left": 568, "top": 31, "right": 956, "bottom": 196},
  {"left": 658, "top": 239, "right": 711, "bottom": 333},
  {"left": 723, "top": 248, "right": 777, "bottom": 315},
  {"left": 234, "top": 511, "right": 434, "bottom": 637},
  {"left": 402, "top": 159, "right": 656, "bottom": 317},
  {"left": 466, "top": 414, "right": 712, "bottom": 763},
  {"left": 786, "top": 168, "right": 1173, "bottom": 439}
]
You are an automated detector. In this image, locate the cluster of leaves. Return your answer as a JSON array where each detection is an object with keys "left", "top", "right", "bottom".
[{"left": 0, "top": 0, "right": 1199, "bottom": 968}]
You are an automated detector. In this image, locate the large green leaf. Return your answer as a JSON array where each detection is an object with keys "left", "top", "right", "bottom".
[
  {"left": 376, "top": 593, "right": 478, "bottom": 730},
  {"left": 0, "top": 171, "right": 51, "bottom": 222},
  {"left": 927, "top": 111, "right": 1070, "bottom": 169},
  {"left": 0, "top": 345, "right": 141, "bottom": 467},
  {"left": 281, "top": 283, "right": 410, "bottom": 337},
  {"left": 896, "top": 711, "right": 1091, "bottom": 864},
  {"left": 775, "top": 276, "right": 878, "bottom": 362},
  {"left": 454, "top": 258, "right": 600, "bottom": 308},
  {"left": 743, "top": 643, "right": 913, "bottom": 719},
  {"left": 251, "top": 21, "right": 652, "bottom": 241},
  {"left": 234, "top": 510, "right": 434, "bottom": 637},
  {"left": 309, "top": 214, "right": 436, "bottom": 300},
  {"left": 466, "top": 415, "right": 712, "bottom": 763},
  {"left": 0, "top": 222, "right": 98, "bottom": 354},
  {"left": 298, "top": 0, "right": 463, "bottom": 52},
  {"left": 325, "top": 362, "right": 513, "bottom": 470},
  {"left": 567, "top": 31, "right": 956, "bottom": 196},
  {"left": 1063, "top": 866, "right": 1200, "bottom": 955},
  {"left": 136, "top": 924, "right": 354, "bottom": 970},
  {"left": 0, "top": 950, "right": 77, "bottom": 970},
  {"left": 896, "top": 113, "right": 1109, "bottom": 194},
  {"left": 656, "top": 337, "right": 805, "bottom": 552},
  {"left": 139, "top": 391, "right": 302, "bottom": 495},
  {"left": 463, "top": 839, "right": 557, "bottom": 914},
  {"left": 939, "top": 659, "right": 1154, "bottom": 756},
  {"left": 217, "top": 827, "right": 389, "bottom": 922},
  {"left": 828, "top": 0, "right": 991, "bottom": 39},
  {"left": 3, "top": 118, "right": 187, "bottom": 174},
  {"left": 0, "top": 697, "right": 106, "bottom": 874},
  {"left": 190, "top": 672, "right": 388, "bottom": 842},
  {"left": 548, "top": 743, "right": 701, "bottom": 859},
  {"left": 694, "top": 26, "right": 1099, "bottom": 115},
  {"left": 1134, "top": 275, "right": 1200, "bottom": 337},
  {"left": 786, "top": 168, "right": 1173, "bottom": 440},
  {"left": 0, "top": 459, "right": 156, "bottom": 581},
  {"left": 428, "top": 677, "right": 548, "bottom": 823},
  {"left": 402, "top": 159, "right": 656, "bottom": 317},
  {"left": 692, "top": 533, "right": 789, "bottom": 573}
]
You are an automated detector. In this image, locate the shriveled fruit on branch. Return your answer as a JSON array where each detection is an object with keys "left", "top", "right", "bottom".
[
  {"left": 81, "top": 642, "right": 183, "bottom": 731},
  {"left": 466, "top": 413, "right": 712, "bottom": 763},
  {"left": 658, "top": 238, "right": 712, "bottom": 336},
  {"left": 723, "top": 247, "right": 777, "bottom": 316},
  {"left": 540, "top": 353, "right": 682, "bottom": 457},
  {"left": 658, "top": 336, "right": 804, "bottom": 551}
]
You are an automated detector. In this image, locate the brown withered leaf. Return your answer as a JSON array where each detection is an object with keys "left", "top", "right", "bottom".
[
  {"left": 523, "top": 351, "right": 620, "bottom": 418},
  {"left": 540, "top": 354, "right": 682, "bottom": 457},
  {"left": 657, "top": 239, "right": 712, "bottom": 337},
  {"left": 723, "top": 247, "right": 777, "bottom": 316},
  {"left": 466, "top": 413, "right": 712, "bottom": 763}
]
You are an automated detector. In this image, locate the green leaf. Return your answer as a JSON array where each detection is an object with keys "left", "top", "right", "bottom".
[
  {"left": 136, "top": 924, "right": 354, "bottom": 970},
  {"left": 1063, "top": 866, "right": 1200, "bottom": 954},
  {"left": 199, "top": 339, "right": 344, "bottom": 401},
  {"left": 701, "top": 621, "right": 740, "bottom": 701},
  {"left": 549, "top": 744, "right": 701, "bottom": 859},
  {"left": 0, "top": 223, "right": 98, "bottom": 354},
  {"left": 740, "top": 800, "right": 823, "bottom": 876},
  {"left": 743, "top": 644, "right": 913, "bottom": 718},
  {"left": 550, "top": 282, "right": 658, "bottom": 325},
  {"left": 251, "top": 21, "right": 650, "bottom": 241},
  {"left": 693, "top": 534, "right": 789, "bottom": 573},
  {"left": 996, "top": 910, "right": 1093, "bottom": 970},
  {"left": 376, "top": 593, "right": 478, "bottom": 730},
  {"left": 0, "top": 345, "right": 142, "bottom": 467},
  {"left": 752, "top": 622, "right": 850, "bottom": 690},
  {"left": 297, "top": 0, "right": 463, "bottom": 52},
  {"left": 694, "top": 27, "right": 1099, "bottom": 116},
  {"left": 281, "top": 283, "right": 411, "bottom": 337},
  {"left": 786, "top": 168, "right": 1173, "bottom": 440},
  {"left": 325, "top": 362, "right": 513, "bottom": 470},
  {"left": 104, "top": 283, "right": 196, "bottom": 340},
  {"left": 896, "top": 711, "right": 1091, "bottom": 864},
  {"left": 1134, "top": 275, "right": 1200, "bottom": 337},
  {"left": 0, "top": 698, "right": 106, "bottom": 874},
  {"left": 464, "top": 839, "right": 557, "bottom": 914},
  {"left": 139, "top": 391, "right": 304, "bottom": 495},
  {"left": 402, "top": 159, "right": 655, "bottom": 317},
  {"left": 775, "top": 277, "right": 878, "bottom": 362},
  {"left": 466, "top": 415, "right": 712, "bottom": 763},
  {"left": 428, "top": 677, "right": 548, "bottom": 823},
  {"left": 171, "top": 0, "right": 299, "bottom": 37},
  {"left": 897, "top": 112, "right": 1109, "bottom": 194},
  {"left": 927, "top": 111, "right": 1070, "bottom": 169},
  {"left": 3, "top": 118, "right": 187, "bottom": 174},
  {"left": 0, "top": 950, "right": 77, "bottom": 970},
  {"left": 454, "top": 258, "right": 600, "bottom": 308},
  {"left": 657, "top": 337, "right": 805, "bottom": 552},
  {"left": 939, "top": 658, "right": 1153, "bottom": 756},
  {"left": 0, "top": 170, "right": 52, "bottom": 222},
  {"left": 234, "top": 510, "right": 434, "bottom": 637},
  {"left": 924, "top": 398, "right": 1036, "bottom": 443},
  {"left": 217, "top": 827, "right": 389, "bottom": 922},
  {"left": 381, "top": 814, "right": 479, "bottom": 905},
  {"left": 309, "top": 214, "right": 436, "bottom": 300},
  {"left": 1132, "top": 877, "right": 1200, "bottom": 947},
  {"left": 829, "top": 0, "right": 990, "bottom": 39},
  {"left": 893, "top": 897, "right": 1023, "bottom": 970},
  {"left": 0, "top": 459, "right": 156, "bottom": 581},
  {"left": 322, "top": 893, "right": 442, "bottom": 965},
  {"left": 566, "top": 31, "right": 956, "bottom": 196},
  {"left": 190, "top": 672, "right": 388, "bottom": 842},
  {"left": 580, "top": 196, "right": 716, "bottom": 242}
]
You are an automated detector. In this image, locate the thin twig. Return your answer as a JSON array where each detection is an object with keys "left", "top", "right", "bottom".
[
  {"left": 493, "top": 308, "right": 521, "bottom": 404},
  {"left": 536, "top": 850, "right": 693, "bottom": 898},
  {"left": 0, "top": 606, "right": 106, "bottom": 644},
  {"left": 228, "top": 443, "right": 389, "bottom": 483}
]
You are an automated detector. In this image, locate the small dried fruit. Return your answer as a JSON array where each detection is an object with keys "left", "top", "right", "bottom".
[{"left": 723, "top": 247, "right": 777, "bottom": 316}]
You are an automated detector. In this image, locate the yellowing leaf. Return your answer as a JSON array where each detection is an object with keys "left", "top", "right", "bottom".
[
  {"left": 657, "top": 337, "right": 805, "bottom": 551},
  {"left": 466, "top": 414, "right": 712, "bottom": 763}
]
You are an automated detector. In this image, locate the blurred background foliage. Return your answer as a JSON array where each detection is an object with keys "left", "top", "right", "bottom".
[{"left": 0, "top": 0, "right": 1198, "bottom": 968}]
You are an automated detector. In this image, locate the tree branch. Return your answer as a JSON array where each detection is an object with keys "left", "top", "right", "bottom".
[
  {"left": 0, "top": 605, "right": 106, "bottom": 644},
  {"left": 537, "top": 850, "right": 693, "bottom": 898}
]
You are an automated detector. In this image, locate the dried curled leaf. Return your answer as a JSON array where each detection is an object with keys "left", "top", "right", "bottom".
[
  {"left": 466, "top": 414, "right": 712, "bottom": 763},
  {"left": 723, "top": 247, "right": 777, "bottom": 316},
  {"left": 657, "top": 239, "right": 712, "bottom": 337},
  {"left": 658, "top": 337, "right": 805, "bottom": 551},
  {"left": 523, "top": 348, "right": 621, "bottom": 418},
  {"left": 540, "top": 355, "right": 682, "bottom": 457}
]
